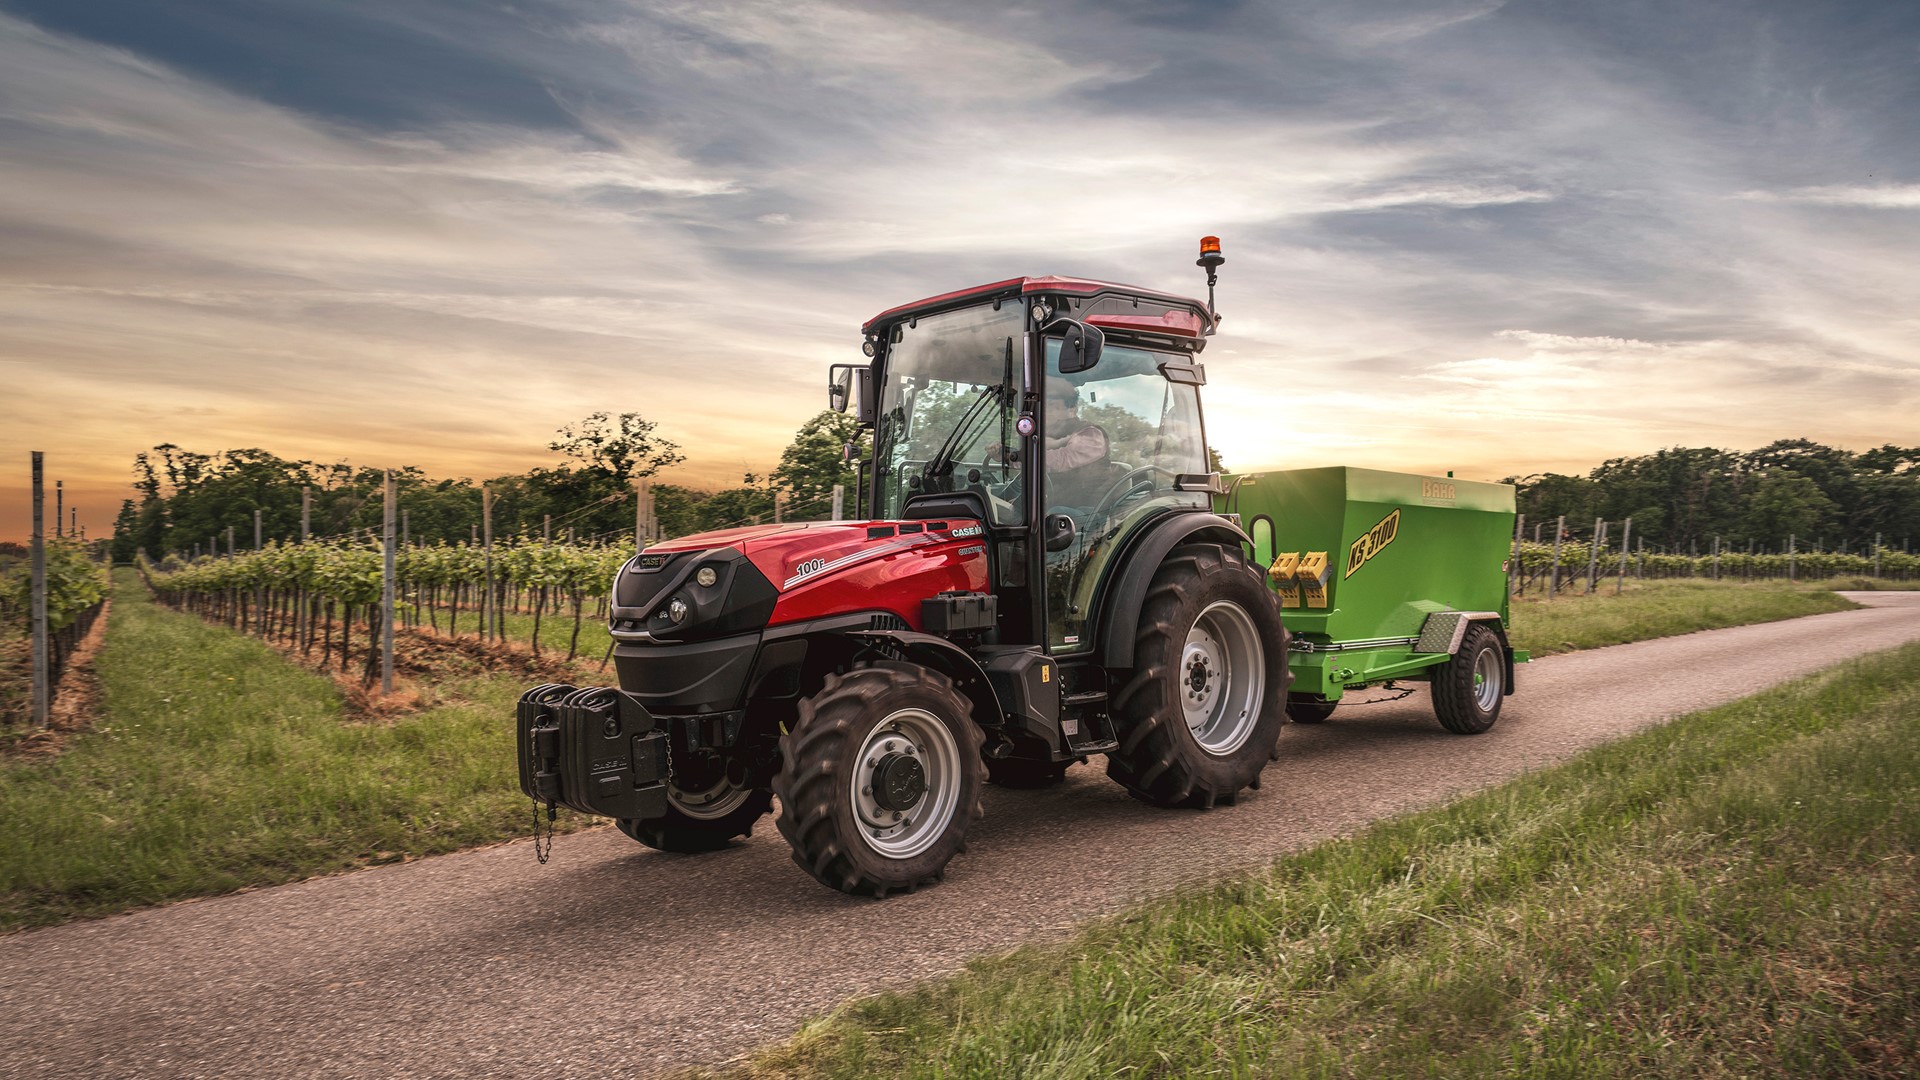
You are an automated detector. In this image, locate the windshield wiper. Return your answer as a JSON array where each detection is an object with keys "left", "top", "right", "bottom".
[{"left": 921, "top": 382, "right": 1005, "bottom": 486}]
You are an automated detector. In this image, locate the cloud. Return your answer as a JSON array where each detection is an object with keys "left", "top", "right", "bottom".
[
  {"left": 3, "top": 0, "right": 1920, "bottom": 537},
  {"left": 1733, "top": 184, "right": 1920, "bottom": 208},
  {"left": 1333, "top": 0, "right": 1510, "bottom": 47}
]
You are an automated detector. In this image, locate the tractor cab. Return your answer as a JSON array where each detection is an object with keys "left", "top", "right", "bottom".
[{"left": 844, "top": 275, "right": 1224, "bottom": 655}]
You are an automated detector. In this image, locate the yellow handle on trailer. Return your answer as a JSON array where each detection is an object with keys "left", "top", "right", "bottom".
[
  {"left": 1297, "top": 551, "right": 1331, "bottom": 609},
  {"left": 1268, "top": 552, "right": 1301, "bottom": 608}
]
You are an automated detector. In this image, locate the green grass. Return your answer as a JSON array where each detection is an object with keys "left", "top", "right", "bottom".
[
  {"left": 0, "top": 571, "right": 586, "bottom": 930},
  {"left": 1508, "top": 578, "right": 1860, "bottom": 657},
  {"left": 493, "top": 605, "right": 615, "bottom": 662},
  {"left": 407, "top": 599, "right": 615, "bottom": 664},
  {"left": 708, "top": 643, "right": 1920, "bottom": 1079}
]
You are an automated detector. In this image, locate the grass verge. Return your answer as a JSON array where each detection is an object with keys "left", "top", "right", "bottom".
[
  {"left": 0, "top": 571, "right": 586, "bottom": 931},
  {"left": 710, "top": 642, "right": 1920, "bottom": 1079},
  {"left": 1507, "top": 578, "right": 1860, "bottom": 657}
]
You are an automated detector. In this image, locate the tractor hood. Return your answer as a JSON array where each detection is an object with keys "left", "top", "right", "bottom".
[{"left": 609, "top": 519, "right": 991, "bottom": 643}]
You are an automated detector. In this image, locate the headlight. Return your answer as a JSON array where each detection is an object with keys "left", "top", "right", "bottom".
[
  {"left": 666, "top": 597, "right": 689, "bottom": 623},
  {"left": 695, "top": 566, "right": 718, "bottom": 588}
]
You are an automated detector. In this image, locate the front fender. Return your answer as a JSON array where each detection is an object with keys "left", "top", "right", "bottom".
[{"left": 846, "top": 629, "right": 1004, "bottom": 729}]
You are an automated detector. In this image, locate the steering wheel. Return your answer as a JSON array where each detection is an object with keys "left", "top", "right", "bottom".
[{"left": 1089, "top": 465, "right": 1178, "bottom": 520}]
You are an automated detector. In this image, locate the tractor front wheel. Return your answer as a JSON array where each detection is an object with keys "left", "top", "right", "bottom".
[
  {"left": 1107, "top": 543, "right": 1288, "bottom": 808},
  {"left": 775, "top": 663, "right": 984, "bottom": 896}
]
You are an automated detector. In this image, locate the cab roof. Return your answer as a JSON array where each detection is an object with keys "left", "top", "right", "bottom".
[{"left": 861, "top": 275, "right": 1219, "bottom": 336}]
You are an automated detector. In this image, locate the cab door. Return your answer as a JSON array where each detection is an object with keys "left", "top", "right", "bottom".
[{"left": 1039, "top": 340, "right": 1210, "bottom": 653}]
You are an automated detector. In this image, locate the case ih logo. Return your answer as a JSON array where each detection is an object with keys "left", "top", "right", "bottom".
[
  {"left": 950, "top": 524, "right": 983, "bottom": 538},
  {"left": 631, "top": 554, "right": 670, "bottom": 573},
  {"left": 1345, "top": 509, "right": 1401, "bottom": 579}
]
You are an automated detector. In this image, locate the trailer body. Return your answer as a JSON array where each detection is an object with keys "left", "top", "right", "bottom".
[{"left": 1223, "top": 466, "right": 1524, "bottom": 701}]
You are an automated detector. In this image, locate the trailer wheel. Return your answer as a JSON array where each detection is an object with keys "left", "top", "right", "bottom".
[
  {"left": 775, "top": 663, "right": 984, "bottom": 896},
  {"left": 1286, "top": 696, "right": 1336, "bottom": 724},
  {"left": 1431, "top": 623, "right": 1504, "bottom": 734},
  {"left": 985, "top": 756, "right": 1071, "bottom": 788},
  {"left": 616, "top": 755, "right": 773, "bottom": 853},
  {"left": 1107, "top": 543, "right": 1288, "bottom": 808}
]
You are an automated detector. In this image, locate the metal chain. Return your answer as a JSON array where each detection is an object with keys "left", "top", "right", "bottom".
[
  {"left": 663, "top": 723, "right": 677, "bottom": 799},
  {"left": 1341, "top": 680, "right": 1418, "bottom": 706},
  {"left": 531, "top": 797, "right": 555, "bottom": 863}
]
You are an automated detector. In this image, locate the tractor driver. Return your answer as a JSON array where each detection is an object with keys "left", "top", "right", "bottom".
[
  {"left": 1041, "top": 379, "right": 1111, "bottom": 509},
  {"left": 984, "top": 379, "right": 1112, "bottom": 508}
]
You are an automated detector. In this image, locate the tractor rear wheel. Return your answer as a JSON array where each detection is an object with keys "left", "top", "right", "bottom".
[
  {"left": 1431, "top": 623, "right": 1505, "bottom": 734},
  {"left": 617, "top": 751, "right": 772, "bottom": 853},
  {"left": 985, "top": 756, "right": 1071, "bottom": 788},
  {"left": 1107, "top": 543, "right": 1288, "bottom": 808},
  {"left": 775, "top": 663, "right": 984, "bottom": 896}
]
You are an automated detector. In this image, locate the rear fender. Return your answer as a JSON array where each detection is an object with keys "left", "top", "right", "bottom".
[
  {"left": 1094, "top": 512, "right": 1253, "bottom": 669},
  {"left": 1413, "top": 612, "right": 1517, "bottom": 697}
]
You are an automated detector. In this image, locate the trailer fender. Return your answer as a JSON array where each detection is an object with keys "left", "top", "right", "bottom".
[
  {"left": 1413, "top": 611, "right": 1516, "bottom": 696},
  {"left": 845, "top": 629, "right": 1004, "bottom": 729},
  {"left": 1096, "top": 512, "right": 1254, "bottom": 669}
]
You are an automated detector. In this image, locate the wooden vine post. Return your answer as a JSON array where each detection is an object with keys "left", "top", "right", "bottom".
[
  {"left": 381, "top": 469, "right": 397, "bottom": 694},
  {"left": 29, "top": 452, "right": 49, "bottom": 729}
]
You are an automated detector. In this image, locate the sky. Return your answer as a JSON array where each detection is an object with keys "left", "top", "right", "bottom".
[{"left": 2, "top": 0, "right": 1917, "bottom": 542}]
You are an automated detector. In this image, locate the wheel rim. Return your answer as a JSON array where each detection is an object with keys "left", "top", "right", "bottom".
[
  {"left": 1472, "top": 646, "right": 1502, "bottom": 712},
  {"left": 851, "top": 707, "right": 962, "bottom": 859},
  {"left": 1179, "top": 600, "right": 1266, "bottom": 756},
  {"left": 668, "top": 753, "right": 753, "bottom": 821}
]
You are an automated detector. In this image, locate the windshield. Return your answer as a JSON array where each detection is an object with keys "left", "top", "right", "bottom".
[{"left": 872, "top": 300, "right": 1027, "bottom": 524}]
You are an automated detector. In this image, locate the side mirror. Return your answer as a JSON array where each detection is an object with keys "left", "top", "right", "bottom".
[
  {"left": 828, "top": 364, "right": 854, "bottom": 412},
  {"left": 828, "top": 363, "right": 876, "bottom": 424},
  {"left": 1043, "top": 318, "right": 1104, "bottom": 374}
]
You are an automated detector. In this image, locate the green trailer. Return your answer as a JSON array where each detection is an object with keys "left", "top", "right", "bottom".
[{"left": 1219, "top": 466, "right": 1529, "bottom": 734}]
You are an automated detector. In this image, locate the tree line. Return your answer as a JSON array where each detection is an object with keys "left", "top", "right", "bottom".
[
  {"left": 110, "top": 410, "right": 870, "bottom": 563},
  {"left": 1505, "top": 439, "right": 1920, "bottom": 552},
  {"left": 107, "top": 426, "right": 1917, "bottom": 563}
]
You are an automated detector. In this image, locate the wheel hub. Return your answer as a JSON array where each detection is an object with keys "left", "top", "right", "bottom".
[
  {"left": 1183, "top": 636, "right": 1221, "bottom": 716},
  {"left": 871, "top": 752, "right": 926, "bottom": 811},
  {"left": 1179, "top": 601, "right": 1267, "bottom": 757},
  {"left": 851, "top": 710, "right": 961, "bottom": 859}
]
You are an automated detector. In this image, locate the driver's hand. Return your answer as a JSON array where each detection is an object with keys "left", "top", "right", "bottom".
[{"left": 985, "top": 442, "right": 1019, "bottom": 465}]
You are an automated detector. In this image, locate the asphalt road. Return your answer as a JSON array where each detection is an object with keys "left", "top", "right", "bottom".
[{"left": 6, "top": 593, "right": 1919, "bottom": 1079}]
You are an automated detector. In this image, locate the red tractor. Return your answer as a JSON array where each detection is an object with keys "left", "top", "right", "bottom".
[{"left": 518, "top": 239, "right": 1290, "bottom": 895}]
